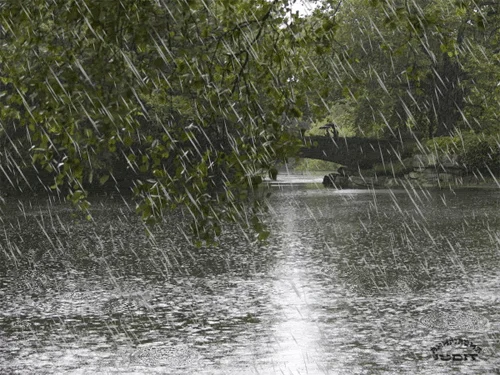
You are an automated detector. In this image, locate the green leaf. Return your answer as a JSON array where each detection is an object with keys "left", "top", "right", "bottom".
[
  {"left": 258, "top": 230, "right": 270, "bottom": 241},
  {"left": 99, "top": 175, "right": 109, "bottom": 185},
  {"left": 124, "top": 136, "right": 133, "bottom": 147}
]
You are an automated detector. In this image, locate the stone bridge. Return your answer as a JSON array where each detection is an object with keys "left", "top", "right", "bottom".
[{"left": 299, "top": 136, "right": 411, "bottom": 171}]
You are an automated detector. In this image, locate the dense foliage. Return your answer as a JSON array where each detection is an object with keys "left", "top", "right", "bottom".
[
  {"left": 426, "top": 133, "right": 500, "bottom": 174},
  {"left": 0, "top": 0, "right": 310, "bottom": 244},
  {"left": 298, "top": 0, "right": 500, "bottom": 140}
]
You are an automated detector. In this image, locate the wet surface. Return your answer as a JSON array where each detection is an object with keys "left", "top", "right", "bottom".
[{"left": 1, "top": 184, "right": 500, "bottom": 374}]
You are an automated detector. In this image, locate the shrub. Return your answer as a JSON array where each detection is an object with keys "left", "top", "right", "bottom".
[
  {"left": 460, "top": 137, "right": 500, "bottom": 174},
  {"left": 293, "top": 158, "right": 342, "bottom": 172},
  {"left": 425, "top": 133, "right": 500, "bottom": 174}
]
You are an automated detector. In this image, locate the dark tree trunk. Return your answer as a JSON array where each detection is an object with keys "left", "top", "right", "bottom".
[{"left": 428, "top": 54, "right": 466, "bottom": 137}]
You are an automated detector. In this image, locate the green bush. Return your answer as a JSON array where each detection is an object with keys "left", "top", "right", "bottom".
[
  {"left": 460, "top": 137, "right": 500, "bottom": 173},
  {"left": 425, "top": 133, "right": 500, "bottom": 174},
  {"left": 424, "top": 136, "right": 461, "bottom": 153},
  {"left": 293, "top": 158, "right": 341, "bottom": 172}
]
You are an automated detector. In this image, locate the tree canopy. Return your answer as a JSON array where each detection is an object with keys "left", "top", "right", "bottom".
[
  {"left": 0, "top": 0, "right": 311, "bottom": 244},
  {"left": 303, "top": 0, "right": 500, "bottom": 139}
]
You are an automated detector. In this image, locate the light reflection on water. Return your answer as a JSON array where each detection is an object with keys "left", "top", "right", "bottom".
[{"left": 0, "top": 182, "right": 500, "bottom": 374}]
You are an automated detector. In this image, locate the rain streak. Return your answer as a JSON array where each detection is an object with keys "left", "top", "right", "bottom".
[{"left": 0, "top": 0, "right": 499, "bottom": 374}]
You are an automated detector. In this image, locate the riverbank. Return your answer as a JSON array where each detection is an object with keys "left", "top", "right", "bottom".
[
  {"left": 349, "top": 174, "right": 500, "bottom": 190},
  {"left": 321, "top": 150, "right": 500, "bottom": 190},
  {"left": 262, "top": 169, "right": 500, "bottom": 190}
]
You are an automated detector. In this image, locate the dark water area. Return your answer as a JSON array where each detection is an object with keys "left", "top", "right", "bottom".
[{"left": 1, "top": 182, "right": 500, "bottom": 374}]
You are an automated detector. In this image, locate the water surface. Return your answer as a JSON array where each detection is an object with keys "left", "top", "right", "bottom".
[{"left": 1, "top": 182, "right": 499, "bottom": 374}]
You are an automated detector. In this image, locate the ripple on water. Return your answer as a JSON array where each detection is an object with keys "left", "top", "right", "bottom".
[
  {"left": 418, "top": 309, "right": 490, "bottom": 331},
  {"left": 129, "top": 344, "right": 200, "bottom": 367},
  {"left": 1, "top": 190, "right": 500, "bottom": 374}
]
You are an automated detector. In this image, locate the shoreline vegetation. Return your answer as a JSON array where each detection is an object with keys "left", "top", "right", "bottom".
[
  {"left": 2, "top": 158, "right": 498, "bottom": 200},
  {"left": 295, "top": 132, "right": 500, "bottom": 190},
  {"left": 266, "top": 170, "right": 500, "bottom": 190}
]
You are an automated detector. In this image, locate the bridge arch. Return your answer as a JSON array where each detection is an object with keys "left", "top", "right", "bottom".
[{"left": 298, "top": 136, "right": 408, "bottom": 171}]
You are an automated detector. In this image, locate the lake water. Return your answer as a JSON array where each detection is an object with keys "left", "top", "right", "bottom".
[{"left": 1, "top": 177, "right": 500, "bottom": 374}]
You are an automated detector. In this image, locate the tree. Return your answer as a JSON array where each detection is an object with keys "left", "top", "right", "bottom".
[
  {"left": 303, "top": 0, "right": 500, "bottom": 139},
  {"left": 0, "top": 0, "right": 306, "bottom": 244}
]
